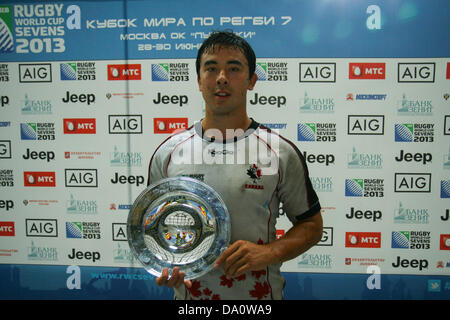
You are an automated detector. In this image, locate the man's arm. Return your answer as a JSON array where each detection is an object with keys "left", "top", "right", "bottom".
[{"left": 214, "top": 211, "right": 323, "bottom": 278}]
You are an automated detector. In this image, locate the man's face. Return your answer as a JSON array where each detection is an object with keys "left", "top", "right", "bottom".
[{"left": 197, "top": 46, "right": 257, "bottom": 116}]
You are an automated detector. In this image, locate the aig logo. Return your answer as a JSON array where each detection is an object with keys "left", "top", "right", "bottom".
[
  {"left": 398, "top": 63, "right": 435, "bottom": 83},
  {"left": 348, "top": 115, "right": 384, "bottom": 135},
  {"left": 65, "top": 169, "right": 98, "bottom": 187},
  {"left": 19, "top": 64, "right": 52, "bottom": 83},
  {"left": 26, "top": 219, "right": 58, "bottom": 237},
  {"left": 395, "top": 173, "right": 431, "bottom": 193},
  {"left": 299, "top": 63, "right": 336, "bottom": 82},
  {"left": 109, "top": 115, "right": 142, "bottom": 134}
]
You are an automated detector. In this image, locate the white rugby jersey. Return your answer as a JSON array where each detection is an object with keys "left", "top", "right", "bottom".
[{"left": 147, "top": 119, "right": 321, "bottom": 300}]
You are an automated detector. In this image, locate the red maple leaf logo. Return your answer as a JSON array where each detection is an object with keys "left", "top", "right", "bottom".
[
  {"left": 249, "top": 281, "right": 270, "bottom": 300},
  {"left": 219, "top": 275, "right": 234, "bottom": 288},
  {"left": 187, "top": 280, "right": 202, "bottom": 297}
]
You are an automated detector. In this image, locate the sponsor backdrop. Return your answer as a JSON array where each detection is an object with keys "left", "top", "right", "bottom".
[{"left": 0, "top": 0, "right": 449, "bottom": 299}]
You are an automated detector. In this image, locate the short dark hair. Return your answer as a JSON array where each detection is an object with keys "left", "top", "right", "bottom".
[{"left": 196, "top": 30, "right": 256, "bottom": 80}]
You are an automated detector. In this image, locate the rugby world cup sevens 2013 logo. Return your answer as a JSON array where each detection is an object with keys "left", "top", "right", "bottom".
[{"left": 0, "top": 6, "right": 14, "bottom": 53}]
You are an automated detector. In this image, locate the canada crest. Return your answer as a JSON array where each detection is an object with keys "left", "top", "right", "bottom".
[{"left": 245, "top": 164, "right": 264, "bottom": 189}]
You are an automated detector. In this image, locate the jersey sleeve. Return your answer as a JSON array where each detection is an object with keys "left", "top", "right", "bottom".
[{"left": 277, "top": 139, "right": 321, "bottom": 224}]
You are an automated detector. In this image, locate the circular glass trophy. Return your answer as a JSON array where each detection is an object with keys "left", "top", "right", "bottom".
[{"left": 127, "top": 177, "right": 231, "bottom": 280}]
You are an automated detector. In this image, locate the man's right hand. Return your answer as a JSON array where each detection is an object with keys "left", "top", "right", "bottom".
[{"left": 155, "top": 267, "right": 192, "bottom": 289}]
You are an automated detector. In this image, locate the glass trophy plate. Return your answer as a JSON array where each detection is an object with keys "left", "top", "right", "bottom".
[{"left": 127, "top": 177, "right": 231, "bottom": 280}]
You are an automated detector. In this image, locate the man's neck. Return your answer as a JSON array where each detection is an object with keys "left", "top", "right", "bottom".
[{"left": 201, "top": 110, "right": 252, "bottom": 141}]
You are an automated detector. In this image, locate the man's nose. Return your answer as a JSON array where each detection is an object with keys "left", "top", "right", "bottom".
[{"left": 217, "top": 70, "right": 228, "bottom": 85}]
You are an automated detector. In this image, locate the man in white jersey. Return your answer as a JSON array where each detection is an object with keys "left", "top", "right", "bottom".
[{"left": 148, "top": 31, "right": 323, "bottom": 299}]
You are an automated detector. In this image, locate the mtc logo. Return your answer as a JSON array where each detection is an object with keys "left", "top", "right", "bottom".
[
  {"left": 63, "top": 118, "right": 96, "bottom": 134},
  {"left": 154, "top": 118, "right": 188, "bottom": 134},
  {"left": 349, "top": 63, "right": 385, "bottom": 79},
  {"left": 0, "top": 222, "right": 15, "bottom": 236},
  {"left": 345, "top": 232, "right": 381, "bottom": 248},
  {"left": 107, "top": 64, "right": 141, "bottom": 80},
  {"left": 24, "top": 171, "right": 56, "bottom": 187}
]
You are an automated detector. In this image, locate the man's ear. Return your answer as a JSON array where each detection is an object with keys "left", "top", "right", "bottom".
[{"left": 248, "top": 73, "right": 258, "bottom": 90}]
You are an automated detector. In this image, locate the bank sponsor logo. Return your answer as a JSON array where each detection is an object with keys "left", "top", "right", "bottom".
[
  {"left": 0, "top": 169, "right": 13, "bottom": 187},
  {"left": 394, "top": 173, "right": 431, "bottom": 193},
  {"left": 20, "top": 122, "right": 55, "bottom": 141},
  {"left": 299, "top": 92, "right": 334, "bottom": 113},
  {"left": 397, "top": 93, "right": 432, "bottom": 116},
  {"left": 392, "top": 231, "right": 431, "bottom": 249},
  {"left": 107, "top": 64, "right": 141, "bottom": 80},
  {"left": 66, "top": 222, "right": 101, "bottom": 239},
  {"left": 19, "top": 63, "right": 52, "bottom": 83},
  {"left": 299, "top": 63, "right": 336, "bottom": 82},
  {"left": 24, "top": 171, "right": 55, "bottom": 187},
  {"left": 349, "top": 62, "right": 385, "bottom": 79},
  {"left": 398, "top": 63, "right": 435, "bottom": 83},
  {"left": 310, "top": 176, "right": 333, "bottom": 193},
  {"left": 66, "top": 194, "right": 98, "bottom": 214},
  {"left": 441, "top": 180, "right": 450, "bottom": 198},
  {"left": 0, "top": 6, "right": 13, "bottom": 53},
  {"left": 25, "top": 219, "right": 57, "bottom": 237},
  {"left": 394, "top": 123, "right": 434, "bottom": 142},
  {"left": 113, "top": 242, "right": 134, "bottom": 263},
  {"left": 297, "top": 123, "right": 336, "bottom": 142},
  {"left": 27, "top": 241, "right": 58, "bottom": 261},
  {"left": 255, "top": 62, "right": 288, "bottom": 81},
  {"left": 394, "top": 202, "right": 429, "bottom": 224},
  {"left": 297, "top": 253, "right": 332, "bottom": 269},
  {"left": 345, "top": 232, "right": 381, "bottom": 248},
  {"left": 345, "top": 178, "right": 384, "bottom": 197},
  {"left": 151, "top": 62, "right": 189, "bottom": 81},
  {"left": 110, "top": 145, "right": 142, "bottom": 167},
  {"left": 60, "top": 62, "right": 96, "bottom": 81},
  {"left": 109, "top": 115, "right": 143, "bottom": 134},
  {"left": 154, "top": 117, "right": 188, "bottom": 134},
  {"left": 347, "top": 146, "right": 382, "bottom": 169},
  {"left": 21, "top": 94, "right": 52, "bottom": 115}
]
